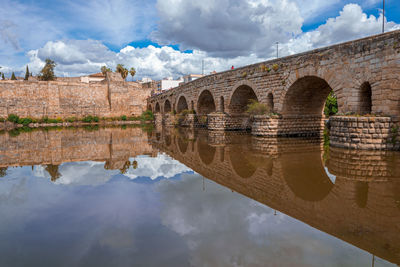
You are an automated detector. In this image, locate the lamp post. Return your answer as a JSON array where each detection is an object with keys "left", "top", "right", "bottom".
[
  {"left": 276, "top": 42, "right": 279, "bottom": 58},
  {"left": 382, "top": 0, "right": 385, "bottom": 33}
]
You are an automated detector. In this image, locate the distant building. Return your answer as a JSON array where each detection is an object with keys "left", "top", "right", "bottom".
[
  {"left": 182, "top": 74, "right": 204, "bottom": 83},
  {"left": 80, "top": 72, "right": 106, "bottom": 83},
  {"left": 155, "top": 77, "right": 184, "bottom": 92},
  {"left": 140, "top": 77, "right": 153, "bottom": 83}
]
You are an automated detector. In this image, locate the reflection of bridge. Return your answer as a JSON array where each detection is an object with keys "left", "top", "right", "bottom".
[
  {"left": 148, "top": 31, "right": 400, "bottom": 149},
  {"left": 149, "top": 126, "right": 400, "bottom": 265},
  {"left": 1, "top": 126, "right": 399, "bottom": 263},
  {"left": 0, "top": 127, "right": 156, "bottom": 172}
]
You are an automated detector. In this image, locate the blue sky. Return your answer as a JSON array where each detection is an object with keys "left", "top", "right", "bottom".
[{"left": 0, "top": 0, "right": 399, "bottom": 79}]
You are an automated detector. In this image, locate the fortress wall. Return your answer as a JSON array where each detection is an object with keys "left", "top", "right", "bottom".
[{"left": 0, "top": 79, "right": 151, "bottom": 119}]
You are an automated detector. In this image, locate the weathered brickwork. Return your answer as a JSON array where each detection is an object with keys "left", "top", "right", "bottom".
[
  {"left": 149, "top": 30, "right": 400, "bottom": 149},
  {"left": 0, "top": 127, "right": 155, "bottom": 168},
  {"left": 0, "top": 74, "right": 151, "bottom": 119},
  {"left": 330, "top": 116, "right": 400, "bottom": 150}
]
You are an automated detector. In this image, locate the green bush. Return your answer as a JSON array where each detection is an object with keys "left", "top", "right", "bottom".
[
  {"left": 246, "top": 99, "right": 267, "bottom": 115},
  {"left": 66, "top": 117, "right": 77, "bottom": 123},
  {"left": 128, "top": 116, "right": 140, "bottom": 121},
  {"left": 0, "top": 118, "right": 5, "bottom": 122},
  {"left": 93, "top": 116, "right": 99, "bottom": 122},
  {"left": 140, "top": 110, "right": 154, "bottom": 121},
  {"left": 324, "top": 91, "right": 338, "bottom": 116},
  {"left": 18, "top": 117, "right": 33, "bottom": 126},
  {"left": 82, "top": 116, "right": 93, "bottom": 123},
  {"left": 121, "top": 115, "right": 127, "bottom": 121},
  {"left": 8, "top": 129, "right": 20, "bottom": 137},
  {"left": 7, "top": 114, "right": 19, "bottom": 123}
]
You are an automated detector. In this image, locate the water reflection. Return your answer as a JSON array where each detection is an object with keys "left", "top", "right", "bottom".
[
  {"left": 0, "top": 126, "right": 399, "bottom": 266},
  {"left": 149, "top": 126, "right": 400, "bottom": 265}
]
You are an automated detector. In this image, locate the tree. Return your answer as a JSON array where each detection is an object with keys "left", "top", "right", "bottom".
[
  {"left": 129, "top": 67, "right": 136, "bottom": 81},
  {"left": 324, "top": 91, "right": 338, "bottom": 116},
  {"left": 38, "top": 59, "right": 56, "bottom": 81},
  {"left": 11, "top": 72, "right": 16, "bottom": 80},
  {"left": 1, "top": 73, "right": 4, "bottom": 80},
  {"left": 132, "top": 160, "right": 138, "bottom": 169},
  {"left": 24, "top": 65, "right": 29, "bottom": 80},
  {"left": 45, "top": 164, "right": 61, "bottom": 182},
  {"left": 101, "top": 65, "right": 111, "bottom": 76},
  {"left": 120, "top": 161, "right": 131, "bottom": 174},
  {"left": 116, "top": 64, "right": 129, "bottom": 80},
  {"left": 0, "top": 167, "right": 7, "bottom": 177}
]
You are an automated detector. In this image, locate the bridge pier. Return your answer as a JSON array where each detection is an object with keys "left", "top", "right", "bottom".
[
  {"left": 330, "top": 116, "right": 399, "bottom": 150},
  {"left": 251, "top": 115, "right": 324, "bottom": 137},
  {"left": 163, "top": 113, "right": 174, "bottom": 127},
  {"left": 207, "top": 112, "right": 228, "bottom": 131},
  {"left": 155, "top": 113, "right": 163, "bottom": 127}
]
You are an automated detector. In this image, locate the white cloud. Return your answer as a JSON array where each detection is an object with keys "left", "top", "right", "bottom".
[
  {"left": 23, "top": 40, "right": 263, "bottom": 79},
  {"left": 3, "top": 3, "right": 399, "bottom": 81},
  {"left": 32, "top": 154, "right": 192, "bottom": 186},
  {"left": 152, "top": 0, "right": 303, "bottom": 57},
  {"left": 124, "top": 154, "right": 192, "bottom": 180},
  {"left": 280, "top": 4, "right": 400, "bottom": 56}
]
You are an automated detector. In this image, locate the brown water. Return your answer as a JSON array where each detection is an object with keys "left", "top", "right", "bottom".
[{"left": 0, "top": 126, "right": 399, "bottom": 267}]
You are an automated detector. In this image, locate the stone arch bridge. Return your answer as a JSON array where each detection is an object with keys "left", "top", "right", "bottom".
[{"left": 148, "top": 30, "right": 400, "bottom": 150}]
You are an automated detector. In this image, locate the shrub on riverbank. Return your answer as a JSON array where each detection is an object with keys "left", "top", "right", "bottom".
[
  {"left": 246, "top": 100, "right": 268, "bottom": 115},
  {"left": 140, "top": 110, "right": 154, "bottom": 121}
]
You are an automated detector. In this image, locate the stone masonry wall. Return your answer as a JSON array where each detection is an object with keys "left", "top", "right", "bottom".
[
  {"left": 0, "top": 78, "right": 151, "bottom": 119},
  {"left": 0, "top": 127, "right": 155, "bottom": 168},
  {"left": 330, "top": 116, "right": 400, "bottom": 150},
  {"left": 252, "top": 115, "right": 325, "bottom": 137}
]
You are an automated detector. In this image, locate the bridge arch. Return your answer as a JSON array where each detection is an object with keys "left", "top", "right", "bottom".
[
  {"left": 281, "top": 76, "right": 333, "bottom": 116},
  {"left": 228, "top": 146, "right": 258, "bottom": 178},
  {"left": 358, "top": 82, "right": 372, "bottom": 115},
  {"left": 197, "top": 137, "right": 216, "bottom": 165},
  {"left": 229, "top": 81, "right": 259, "bottom": 114},
  {"left": 164, "top": 99, "right": 172, "bottom": 113},
  {"left": 176, "top": 95, "right": 189, "bottom": 113},
  {"left": 197, "top": 89, "right": 216, "bottom": 115},
  {"left": 155, "top": 102, "right": 161, "bottom": 113},
  {"left": 281, "top": 150, "right": 334, "bottom": 202}
]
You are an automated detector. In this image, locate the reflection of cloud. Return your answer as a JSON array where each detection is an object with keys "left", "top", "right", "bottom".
[
  {"left": 31, "top": 154, "right": 192, "bottom": 186},
  {"left": 157, "top": 173, "right": 383, "bottom": 267},
  {"left": 125, "top": 154, "right": 192, "bottom": 180}
]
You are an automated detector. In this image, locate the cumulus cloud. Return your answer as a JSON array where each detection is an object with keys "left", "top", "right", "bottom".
[
  {"left": 280, "top": 4, "right": 400, "bottom": 56},
  {"left": 152, "top": 0, "right": 303, "bottom": 57},
  {"left": 24, "top": 39, "right": 263, "bottom": 79},
  {"left": 124, "top": 154, "right": 192, "bottom": 180},
  {"left": 3, "top": 3, "right": 400, "bottom": 80},
  {"left": 157, "top": 174, "right": 377, "bottom": 266},
  {"left": 32, "top": 154, "right": 192, "bottom": 186}
]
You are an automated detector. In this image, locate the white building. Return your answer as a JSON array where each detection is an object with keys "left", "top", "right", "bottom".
[
  {"left": 140, "top": 77, "right": 153, "bottom": 83},
  {"left": 156, "top": 77, "right": 184, "bottom": 92},
  {"left": 182, "top": 74, "right": 204, "bottom": 83},
  {"left": 81, "top": 72, "right": 106, "bottom": 83}
]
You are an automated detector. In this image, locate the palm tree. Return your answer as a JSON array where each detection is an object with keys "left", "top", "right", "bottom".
[
  {"left": 101, "top": 65, "right": 111, "bottom": 76},
  {"left": 129, "top": 67, "right": 136, "bottom": 81},
  {"left": 116, "top": 64, "right": 129, "bottom": 80}
]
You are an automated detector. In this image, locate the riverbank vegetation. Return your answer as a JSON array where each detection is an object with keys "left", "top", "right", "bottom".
[{"left": 0, "top": 111, "right": 154, "bottom": 130}]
